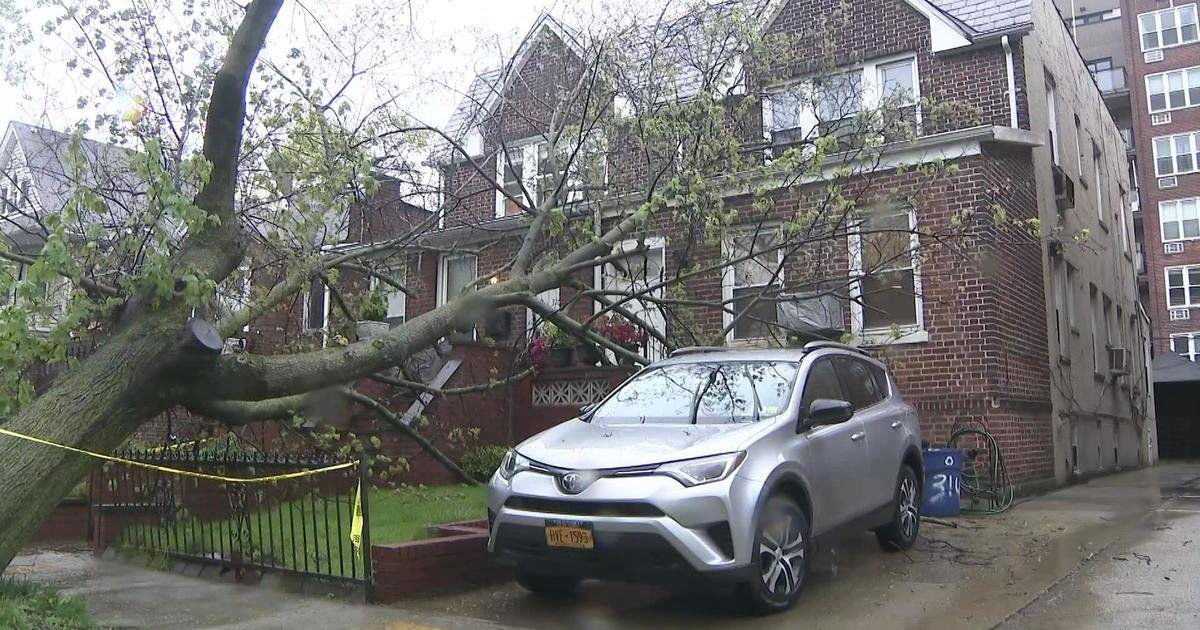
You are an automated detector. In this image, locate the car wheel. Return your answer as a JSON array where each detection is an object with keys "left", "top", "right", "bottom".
[
  {"left": 515, "top": 566, "right": 580, "bottom": 598},
  {"left": 875, "top": 465, "right": 921, "bottom": 551},
  {"left": 738, "top": 495, "right": 810, "bottom": 614}
]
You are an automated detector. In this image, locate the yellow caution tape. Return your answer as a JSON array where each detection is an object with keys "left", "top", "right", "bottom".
[
  {"left": 0, "top": 427, "right": 356, "bottom": 483},
  {"left": 350, "top": 481, "right": 364, "bottom": 552}
]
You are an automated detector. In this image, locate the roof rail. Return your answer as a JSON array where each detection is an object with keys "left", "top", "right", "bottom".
[
  {"left": 668, "top": 346, "right": 728, "bottom": 358},
  {"left": 802, "top": 340, "right": 870, "bottom": 356}
]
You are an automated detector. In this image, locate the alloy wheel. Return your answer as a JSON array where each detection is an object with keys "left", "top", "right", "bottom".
[
  {"left": 758, "top": 511, "right": 805, "bottom": 598},
  {"left": 899, "top": 476, "right": 918, "bottom": 539}
]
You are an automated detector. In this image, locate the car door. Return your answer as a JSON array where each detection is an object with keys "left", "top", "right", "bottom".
[
  {"left": 792, "top": 357, "right": 871, "bottom": 533},
  {"left": 833, "top": 357, "right": 900, "bottom": 513}
]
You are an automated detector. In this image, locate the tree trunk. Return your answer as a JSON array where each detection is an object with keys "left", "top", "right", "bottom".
[{"left": 0, "top": 312, "right": 183, "bottom": 570}]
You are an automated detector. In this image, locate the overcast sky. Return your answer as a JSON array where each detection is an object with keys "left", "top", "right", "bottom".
[{"left": 0, "top": 0, "right": 573, "bottom": 140}]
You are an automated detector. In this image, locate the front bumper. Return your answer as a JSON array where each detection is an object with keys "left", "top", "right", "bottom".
[{"left": 486, "top": 466, "right": 759, "bottom": 582}]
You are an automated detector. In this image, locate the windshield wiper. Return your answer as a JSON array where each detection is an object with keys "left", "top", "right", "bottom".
[{"left": 690, "top": 368, "right": 719, "bottom": 425}]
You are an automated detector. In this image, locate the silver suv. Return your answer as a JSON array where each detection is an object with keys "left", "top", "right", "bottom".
[{"left": 486, "top": 342, "right": 923, "bottom": 613}]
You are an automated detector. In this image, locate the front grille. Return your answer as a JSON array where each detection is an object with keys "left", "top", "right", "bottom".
[{"left": 505, "top": 496, "right": 664, "bottom": 517}]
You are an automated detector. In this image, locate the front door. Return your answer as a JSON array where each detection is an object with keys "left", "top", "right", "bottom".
[{"left": 602, "top": 238, "right": 667, "bottom": 361}]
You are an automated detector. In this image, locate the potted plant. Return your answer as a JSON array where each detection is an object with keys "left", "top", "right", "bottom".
[
  {"left": 541, "top": 324, "right": 578, "bottom": 368},
  {"left": 356, "top": 289, "right": 390, "bottom": 340},
  {"left": 599, "top": 315, "right": 647, "bottom": 365}
]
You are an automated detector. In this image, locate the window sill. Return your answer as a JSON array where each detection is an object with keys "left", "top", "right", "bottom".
[
  {"left": 1163, "top": 236, "right": 1200, "bottom": 244},
  {"left": 856, "top": 328, "right": 929, "bottom": 346}
]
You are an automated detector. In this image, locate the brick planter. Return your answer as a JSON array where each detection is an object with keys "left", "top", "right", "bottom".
[{"left": 371, "top": 520, "right": 509, "bottom": 602}]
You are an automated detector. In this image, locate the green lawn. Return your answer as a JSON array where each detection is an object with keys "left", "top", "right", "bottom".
[
  {"left": 0, "top": 578, "right": 97, "bottom": 629},
  {"left": 118, "top": 484, "right": 486, "bottom": 579}
]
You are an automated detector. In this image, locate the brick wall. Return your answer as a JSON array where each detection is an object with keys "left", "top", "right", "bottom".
[{"left": 1124, "top": 0, "right": 1200, "bottom": 352}]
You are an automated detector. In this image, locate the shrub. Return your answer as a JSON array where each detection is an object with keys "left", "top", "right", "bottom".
[
  {"left": 0, "top": 578, "right": 97, "bottom": 629},
  {"left": 459, "top": 445, "right": 510, "bottom": 482},
  {"left": 360, "top": 289, "right": 388, "bottom": 322}
]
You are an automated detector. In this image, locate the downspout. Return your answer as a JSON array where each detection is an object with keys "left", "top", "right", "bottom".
[{"left": 1002, "top": 35, "right": 1019, "bottom": 128}]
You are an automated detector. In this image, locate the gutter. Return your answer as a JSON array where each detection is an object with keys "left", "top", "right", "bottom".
[{"left": 1002, "top": 35, "right": 1019, "bottom": 128}]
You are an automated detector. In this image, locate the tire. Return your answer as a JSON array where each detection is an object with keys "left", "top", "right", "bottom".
[
  {"left": 515, "top": 566, "right": 580, "bottom": 598},
  {"left": 737, "top": 495, "right": 811, "bottom": 614},
  {"left": 875, "top": 465, "right": 921, "bottom": 552}
]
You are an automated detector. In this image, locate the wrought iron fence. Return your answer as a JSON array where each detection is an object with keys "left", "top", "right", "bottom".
[{"left": 92, "top": 447, "right": 370, "bottom": 586}]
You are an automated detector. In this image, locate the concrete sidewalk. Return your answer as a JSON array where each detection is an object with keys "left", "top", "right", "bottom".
[{"left": 7, "top": 462, "right": 1200, "bottom": 629}]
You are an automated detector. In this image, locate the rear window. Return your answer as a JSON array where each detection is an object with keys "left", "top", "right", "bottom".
[{"left": 590, "top": 361, "right": 800, "bottom": 425}]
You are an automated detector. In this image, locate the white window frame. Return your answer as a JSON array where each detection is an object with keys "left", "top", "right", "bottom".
[
  {"left": 848, "top": 205, "right": 927, "bottom": 344},
  {"left": 1166, "top": 264, "right": 1200, "bottom": 308},
  {"left": 1160, "top": 197, "right": 1200, "bottom": 242},
  {"left": 495, "top": 138, "right": 541, "bottom": 219},
  {"left": 1139, "top": 4, "right": 1199, "bottom": 52},
  {"left": 437, "top": 252, "right": 479, "bottom": 341},
  {"left": 721, "top": 226, "right": 784, "bottom": 343},
  {"left": 1153, "top": 131, "right": 1200, "bottom": 177},
  {"left": 1146, "top": 66, "right": 1200, "bottom": 114},
  {"left": 1053, "top": 260, "right": 1071, "bottom": 358},
  {"left": 592, "top": 236, "right": 668, "bottom": 361},
  {"left": 493, "top": 133, "right": 607, "bottom": 218},
  {"left": 1171, "top": 331, "right": 1200, "bottom": 361},
  {"left": 1046, "top": 76, "right": 1060, "bottom": 165},
  {"left": 763, "top": 52, "right": 921, "bottom": 145},
  {"left": 368, "top": 262, "right": 407, "bottom": 326},
  {"left": 526, "top": 288, "right": 560, "bottom": 339},
  {"left": 302, "top": 280, "right": 331, "bottom": 348},
  {"left": 1094, "top": 143, "right": 1104, "bottom": 223}
]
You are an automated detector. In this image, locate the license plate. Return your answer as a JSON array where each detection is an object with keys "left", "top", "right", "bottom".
[{"left": 544, "top": 519, "right": 594, "bottom": 549}]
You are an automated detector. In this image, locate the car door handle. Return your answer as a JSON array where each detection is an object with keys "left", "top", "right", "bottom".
[
  {"left": 890, "top": 421, "right": 903, "bottom": 429},
  {"left": 850, "top": 432, "right": 866, "bottom": 442}
]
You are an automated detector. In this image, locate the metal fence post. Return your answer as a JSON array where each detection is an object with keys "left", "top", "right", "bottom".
[{"left": 359, "top": 449, "right": 373, "bottom": 599}]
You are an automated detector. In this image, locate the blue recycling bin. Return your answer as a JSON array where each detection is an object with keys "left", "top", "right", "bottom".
[{"left": 921, "top": 448, "right": 964, "bottom": 517}]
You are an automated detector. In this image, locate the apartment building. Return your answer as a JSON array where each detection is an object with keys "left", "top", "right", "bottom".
[{"left": 1123, "top": 1, "right": 1200, "bottom": 361}]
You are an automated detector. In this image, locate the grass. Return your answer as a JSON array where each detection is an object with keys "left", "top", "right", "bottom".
[
  {"left": 117, "top": 484, "right": 486, "bottom": 579},
  {"left": 0, "top": 578, "right": 98, "bottom": 630}
]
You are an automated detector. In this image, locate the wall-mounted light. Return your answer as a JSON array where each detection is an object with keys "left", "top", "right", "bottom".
[{"left": 489, "top": 276, "right": 501, "bottom": 285}]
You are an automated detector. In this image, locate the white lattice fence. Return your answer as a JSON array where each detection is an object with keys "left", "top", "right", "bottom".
[{"left": 532, "top": 379, "right": 612, "bottom": 407}]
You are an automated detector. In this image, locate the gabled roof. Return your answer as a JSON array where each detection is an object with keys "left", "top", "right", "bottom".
[
  {"left": 929, "top": 0, "right": 1032, "bottom": 35},
  {"left": 1, "top": 122, "right": 144, "bottom": 241},
  {"left": 1153, "top": 353, "right": 1200, "bottom": 385}
]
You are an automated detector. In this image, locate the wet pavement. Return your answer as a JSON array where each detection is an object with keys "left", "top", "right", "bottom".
[{"left": 8, "top": 462, "right": 1200, "bottom": 629}]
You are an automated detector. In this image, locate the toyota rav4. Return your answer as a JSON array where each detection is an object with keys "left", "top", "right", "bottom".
[{"left": 486, "top": 342, "right": 923, "bottom": 613}]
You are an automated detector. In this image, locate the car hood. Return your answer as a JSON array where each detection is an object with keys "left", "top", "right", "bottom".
[{"left": 516, "top": 417, "right": 773, "bottom": 470}]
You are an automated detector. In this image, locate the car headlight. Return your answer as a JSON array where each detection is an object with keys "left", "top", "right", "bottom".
[
  {"left": 497, "top": 450, "right": 531, "bottom": 481},
  {"left": 655, "top": 452, "right": 746, "bottom": 487}
]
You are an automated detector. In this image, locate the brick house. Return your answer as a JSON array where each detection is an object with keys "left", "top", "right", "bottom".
[{"left": 371, "top": 0, "right": 1153, "bottom": 489}]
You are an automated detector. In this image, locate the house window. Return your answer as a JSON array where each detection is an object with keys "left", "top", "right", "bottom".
[
  {"left": 1152, "top": 132, "right": 1200, "bottom": 177},
  {"left": 1160, "top": 198, "right": 1200, "bottom": 241},
  {"left": 368, "top": 263, "right": 407, "bottom": 327},
  {"left": 1075, "top": 118, "right": 1085, "bottom": 179},
  {"left": 1146, "top": 66, "right": 1200, "bottom": 113},
  {"left": 851, "top": 205, "right": 922, "bottom": 335},
  {"left": 526, "top": 288, "right": 560, "bottom": 338},
  {"left": 765, "top": 54, "right": 919, "bottom": 150},
  {"left": 302, "top": 277, "right": 330, "bottom": 346},
  {"left": 1089, "top": 285, "right": 1100, "bottom": 373},
  {"left": 1046, "top": 75, "right": 1060, "bottom": 164},
  {"left": 438, "top": 253, "right": 478, "bottom": 341},
  {"left": 495, "top": 134, "right": 605, "bottom": 218},
  {"left": 1139, "top": 4, "right": 1199, "bottom": 51},
  {"left": 725, "top": 229, "right": 783, "bottom": 340},
  {"left": 1166, "top": 265, "right": 1200, "bottom": 307},
  {"left": 1171, "top": 331, "right": 1200, "bottom": 361},
  {"left": 1053, "top": 259, "right": 1072, "bottom": 358}
]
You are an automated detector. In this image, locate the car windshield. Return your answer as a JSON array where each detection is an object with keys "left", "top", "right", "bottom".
[{"left": 589, "top": 361, "right": 800, "bottom": 425}]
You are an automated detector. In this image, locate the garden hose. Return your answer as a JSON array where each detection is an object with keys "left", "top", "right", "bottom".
[{"left": 947, "top": 419, "right": 1014, "bottom": 514}]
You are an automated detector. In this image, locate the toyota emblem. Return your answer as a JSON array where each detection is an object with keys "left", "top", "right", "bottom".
[{"left": 559, "top": 472, "right": 587, "bottom": 494}]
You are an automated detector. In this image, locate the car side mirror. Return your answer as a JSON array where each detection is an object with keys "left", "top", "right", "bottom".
[
  {"left": 579, "top": 403, "right": 597, "bottom": 416},
  {"left": 797, "top": 399, "right": 855, "bottom": 433}
]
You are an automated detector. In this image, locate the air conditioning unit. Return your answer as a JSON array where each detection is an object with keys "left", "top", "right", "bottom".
[
  {"left": 1108, "top": 347, "right": 1131, "bottom": 375},
  {"left": 1145, "top": 50, "right": 1165, "bottom": 63},
  {"left": 1053, "top": 164, "right": 1075, "bottom": 211},
  {"left": 1171, "top": 308, "right": 1191, "bottom": 321},
  {"left": 1151, "top": 112, "right": 1172, "bottom": 125},
  {"left": 1165, "top": 241, "right": 1184, "bottom": 254},
  {"left": 1160, "top": 176, "right": 1179, "bottom": 189}
]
